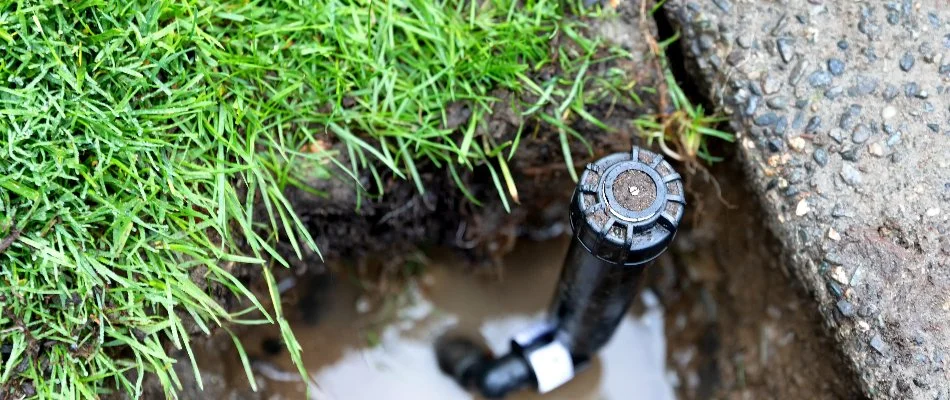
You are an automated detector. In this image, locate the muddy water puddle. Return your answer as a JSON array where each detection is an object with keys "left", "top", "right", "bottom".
[{"left": 221, "top": 237, "right": 674, "bottom": 400}]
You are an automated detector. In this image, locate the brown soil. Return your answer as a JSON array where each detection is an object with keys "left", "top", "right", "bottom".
[{"left": 654, "top": 155, "right": 859, "bottom": 399}]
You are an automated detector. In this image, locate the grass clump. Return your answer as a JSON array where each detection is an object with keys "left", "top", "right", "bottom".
[
  {"left": 0, "top": 0, "right": 631, "bottom": 398},
  {"left": 633, "top": 33, "right": 734, "bottom": 167}
]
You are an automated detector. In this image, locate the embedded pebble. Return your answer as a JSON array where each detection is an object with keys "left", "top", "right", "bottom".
[
  {"left": 904, "top": 82, "right": 919, "bottom": 97},
  {"left": 763, "top": 75, "right": 783, "bottom": 94},
  {"left": 926, "top": 207, "right": 941, "bottom": 217},
  {"left": 881, "top": 106, "right": 897, "bottom": 119},
  {"left": 828, "top": 58, "right": 845, "bottom": 76},
  {"left": 711, "top": 0, "right": 732, "bottom": 13},
  {"left": 795, "top": 198, "right": 810, "bottom": 216},
  {"left": 900, "top": 52, "right": 915, "bottom": 71},
  {"left": 792, "top": 111, "right": 805, "bottom": 130},
  {"left": 789, "top": 136, "right": 806, "bottom": 151},
  {"left": 841, "top": 164, "right": 863, "bottom": 186},
  {"left": 837, "top": 300, "right": 855, "bottom": 317},
  {"left": 789, "top": 59, "right": 809, "bottom": 85},
  {"left": 775, "top": 116, "right": 788, "bottom": 135},
  {"left": 828, "top": 228, "right": 841, "bottom": 241},
  {"left": 777, "top": 38, "right": 795, "bottom": 63},
  {"left": 755, "top": 112, "right": 779, "bottom": 126},
  {"left": 805, "top": 116, "right": 821, "bottom": 133},
  {"left": 850, "top": 77, "right": 878, "bottom": 96},
  {"left": 852, "top": 124, "right": 871, "bottom": 144},
  {"left": 870, "top": 334, "right": 886, "bottom": 354},
  {"left": 813, "top": 148, "right": 829, "bottom": 166},
  {"left": 841, "top": 147, "right": 861, "bottom": 162},
  {"left": 837, "top": 40, "right": 849, "bottom": 50},
  {"left": 883, "top": 84, "right": 899, "bottom": 102},
  {"left": 927, "top": 123, "right": 940, "bottom": 133},
  {"left": 744, "top": 95, "right": 760, "bottom": 116},
  {"left": 808, "top": 71, "right": 832, "bottom": 88},
  {"left": 767, "top": 96, "right": 789, "bottom": 109},
  {"left": 887, "top": 132, "right": 902, "bottom": 146},
  {"left": 829, "top": 128, "right": 845, "bottom": 143},
  {"left": 869, "top": 142, "right": 885, "bottom": 157},
  {"left": 737, "top": 34, "right": 753, "bottom": 49},
  {"left": 825, "top": 87, "right": 844, "bottom": 99}
]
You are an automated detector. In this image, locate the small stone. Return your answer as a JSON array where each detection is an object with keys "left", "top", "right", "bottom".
[
  {"left": 789, "top": 59, "right": 809, "bottom": 85},
  {"left": 775, "top": 116, "right": 788, "bottom": 135},
  {"left": 916, "top": 90, "right": 929, "bottom": 99},
  {"left": 805, "top": 116, "right": 821, "bottom": 133},
  {"left": 828, "top": 58, "right": 845, "bottom": 76},
  {"left": 924, "top": 102, "right": 935, "bottom": 113},
  {"left": 928, "top": 123, "right": 940, "bottom": 133},
  {"left": 737, "top": 34, "right": 753, "bottom": 49},
  {"left": 886, "top": 132, "right": 901, "bottom": 146},
  {"left": 792, "top": 111, "right": 805, "bottom": 130},
  {"left": 763, "top": 75, "right": 782, "bottom": 94},
  {"left": 726, "top": 51, "right": 745, "bottom": 66},
  {"left": 881, "top": 106, "right": 897, "bottom": 119},
  {"left": 883, "top": 84, "right": 899, "bottom": 102},
  {"left": 904, "top": 82, "right": 919, "bottom": 97},
  {"left": 711, "top": 0, "right": 732, "bottom": 13},
  {"left": 851, "top": 124, "right": 871, "bottom": 144},
  {"left": 749, "top": 81, "right": 763, "bottom": 96},
  {"left": 851, "top": 77, "right": 879, "bottom": 96},
  {"left": 863, "top": 47, "right": 877, "bottom": 62},
  {"left": 839, "top": 112, "right": 857, "bottom": 131},
  {"left": 900, "top": 52, "right": 915, "bottom": 71},
  {"left": 831, "top": 204, "right": 853, "bottom": 218},
  {"left": 808, "top": 71, "right": 832, "bottom": 88},
  {"left": 830, "top": 267, "right": 849, "bottom": 285},
  {"left": 788, "top": 136, "right": 806, "bottom": 151},
  {"left": 836, "top": 300, "right": 855, "bottom": 317},
  {"left": 841, "top": 164, "right": 862, "bottom": 186},
  {"left": 777, "top": 38, "right": 794, "bottom": 63},
  {"left": 768, "top": 138, "right": 784, "bottom": 153},
  {"left": 869, "top": 142, "right": 885, "bottom": 156},
  {"left": 767, "top": 96, "right": 789, "bottom": 109},
  {"left": 825, "top": 86, "right": 844, "bottom": 99},
  {"left": 813, "top": 148, "right": 829, "bottom": 166},
  {"left": 883, "top": 123, "right": 898, "bottom": 136},
  {"left": 926, "top": 207, "right": 941, "bottom": 217},
  {"left": 754, "top": 112, "right": 779, "bottom": 127},
  {"left": 857, "top": 320, "right": 870, "bottom": 331},
  {"left": 940, "top": 64, "right": 950, "bottom": 75},
  {"left": 858, "top": 17, "right": 880, "bottom": 40},
  {"left": 744, "top": 95, "right": 760, "bottom": 116},
  {"left": 886, "top": 11, "right": 900, "bottom": 25},
  {"left": 795, "top": 98, "right": 809, "bottom": 109},
  {"left": 795, "top": 198, "right": 810, "bottom": 216},
  {"left": 698, "top": 35, "right": 715, "bottom": 52},
  {"left": 837, "top": 40, "right": 849, "bottom": 50},
  {"left": 828, "top": 228, "right": 841, "bottom": 241},
  {"left": 841, "top": 147, "right": 861, "bottom": 162},
  {"left": 870, "top": 334, "right": 886, "bottom": 354},
  {"left": 829, "top": 128, "right": 845, "bottom": 143}
]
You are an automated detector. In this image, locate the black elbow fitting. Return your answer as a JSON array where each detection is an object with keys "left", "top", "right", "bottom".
[{"left": 436, "top": 147, "right": 685, "bottom": 398}]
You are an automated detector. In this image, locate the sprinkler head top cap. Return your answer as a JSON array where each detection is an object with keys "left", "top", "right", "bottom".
[{"left": 571, "top": 147, "right": 685, "bottom": 265}]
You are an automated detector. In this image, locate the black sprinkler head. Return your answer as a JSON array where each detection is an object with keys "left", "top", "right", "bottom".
[{"left": 436, "top": 147, "right": 684, "bottom": 398}]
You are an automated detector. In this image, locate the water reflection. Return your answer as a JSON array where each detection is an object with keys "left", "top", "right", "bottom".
[{"left": 251, "top": 238, "right": 674, "bottom": 400}]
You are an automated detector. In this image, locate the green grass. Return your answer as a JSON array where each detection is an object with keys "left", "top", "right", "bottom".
[
  {"left": 634, "top": 36, "right": 734, "bottom": 165},
  {"left": 0, "top": 0, "right": 643, "bottom": 398}
]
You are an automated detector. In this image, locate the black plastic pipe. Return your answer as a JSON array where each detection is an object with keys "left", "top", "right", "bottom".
[{"left": 437, "top": 146, "right": 685, "bottom": 398}]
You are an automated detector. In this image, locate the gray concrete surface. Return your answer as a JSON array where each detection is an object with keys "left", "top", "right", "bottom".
[{"left": 665, "top": 0, "right": 950, "bottom": 397}]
